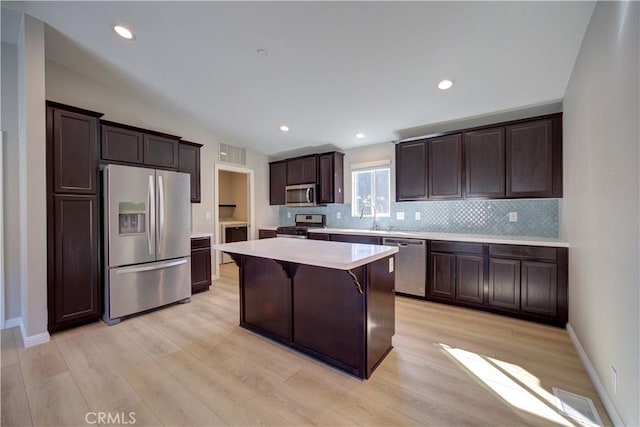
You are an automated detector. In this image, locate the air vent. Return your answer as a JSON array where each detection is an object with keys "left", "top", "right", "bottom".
[
  {"left": 219, "top": 143, "right": 246, "bottom": 165},
  {"left": 553, "top": 388, "right": 603, "bottom": 426}
]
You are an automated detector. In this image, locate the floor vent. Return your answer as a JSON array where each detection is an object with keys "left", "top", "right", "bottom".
[
  {"left": 553, "top": 387, "right": 603, "bottom": 427},
  {"left": 219, "top": 143, "right": 246, "bottom": 165}
]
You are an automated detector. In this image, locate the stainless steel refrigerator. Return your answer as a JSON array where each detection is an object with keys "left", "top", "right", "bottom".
[{"left": 103, "top": 164, "right": 191, "bottom": 325}]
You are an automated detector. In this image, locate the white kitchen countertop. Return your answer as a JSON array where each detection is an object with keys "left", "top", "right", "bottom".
[
  {"left": 191, "top": 232, "right": 213, "bottom": 239},
  {"left": 258, "top": 225, "right": 279, "bottom": 231},
  {"left": 213, "top": 238, "right": 398, "bottom": 270},
  {"left": 219, "top": 220, "right": 249, "bottom": 226},
  {"left": 307, "top": 228, "right": 569, "bottom": 248}
]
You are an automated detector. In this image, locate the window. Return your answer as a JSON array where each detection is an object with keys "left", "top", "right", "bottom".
[{"left": 351, "top": 163, "right": 391, "bottom": 217}]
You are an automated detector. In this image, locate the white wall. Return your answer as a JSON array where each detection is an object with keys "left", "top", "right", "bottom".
[
  {"left": 18, "top": 14, "right": 48, "bottom": 342},
  {"left": 1, "top": 42, "right": 22, "bottom": 322},
  {"left": 560, "top": 1, "right": 639, "bottom": 425}
]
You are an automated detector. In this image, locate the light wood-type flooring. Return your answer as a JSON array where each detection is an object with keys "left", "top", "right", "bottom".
[{"left": 2, "top": 263, "right": 612, "bottom": 426}]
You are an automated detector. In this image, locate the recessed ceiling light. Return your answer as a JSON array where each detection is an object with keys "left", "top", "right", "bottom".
[
  {"left": 280, "top": 125, "right": 289, "bottom": 132},
  {"left": 114, "top": 25, "right": 134, "bottom": 40},
  {"left": 355, "top": 132, "right": 365, "bottom": 139},
  {"left": 438, "top": 79, "right": 454, "bottom": 90},
  {"left": 257, "top": 49, "right": 268, "bottom": 57}
]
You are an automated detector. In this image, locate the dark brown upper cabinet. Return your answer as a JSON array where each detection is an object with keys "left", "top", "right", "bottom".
[
  {"left": 287, "top": 155, "right": 318, "bottom": 185},
  {"left": 101, "top": 124, "right": 144, "bottom": 164},
  {"left": 144, "top": 134, "right": 178, "bottom": 169},
  {"left": 428, "top": 134, "right": 462, "bottom": 199},
  {"left": 100, "top": 121, "right": 181, "bottom": 170},
  {"left": 396, "top": 140, "right": 428, "bottom": 201},
  {"left": 396, "top": 135, "right": 461, "bottom": 201},
  {"left": 178, "top": 141, "right": 203, "bottom": 203},
  {"left": 47, "top": 104, "right": 102, "bottom": 194},
  {"left": 506, "top": 117, "right": 561, "bottom": 198},
  {"left": 396, "top": 113, "right": 562, "bottom": 202},
  {"left": 318, "top": 151, "right": 344, "bottom": 204},
  {"left": 269, "top": 152, "right": 344, "bottom": 205},
  {"left": 269, "top": 160, "right": 287, "bottom": 205},
  {"left": 464, "top": 127, "right": 506, "bottom": 198}
]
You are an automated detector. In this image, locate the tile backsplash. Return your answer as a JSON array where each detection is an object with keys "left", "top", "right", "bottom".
[{"left": 279, "top": 199, "right": 559, "bottom": 237}]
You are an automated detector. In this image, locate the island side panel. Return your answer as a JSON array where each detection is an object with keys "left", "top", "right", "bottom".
[
  {"left": 241, "top": 256, "right": 292, "bottom": 341},
  {"left": 366, "top": 255, "right": 396, "bottom": 377},
  {"left": 293, "top": 265, "right": 366, "bottom": 377}
]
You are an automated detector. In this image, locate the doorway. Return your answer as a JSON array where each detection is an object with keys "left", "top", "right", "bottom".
[{"left": 214, "top": 164, "right": 254, "bottom": 280}]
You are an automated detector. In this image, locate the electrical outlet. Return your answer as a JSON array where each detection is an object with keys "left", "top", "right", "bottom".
[
  {"left": 415, "top": 212, "right": 421, "bottom": 220},
  {"left": 336, "top": 212, "right": 341, "bottom": 219},
  {"left": 396, "top": 212, "right": 405, "bottom": 220},
  {"left": 287, "top": 212, "right": 291, "bottom": 219},
  {"left": 205, "top": 211, "right": 211, "bottom": 220},
  {"left": 611, "top": 366, "right": 617, "bottom": 394},
  {"left": 508, "top": 212, "right": 518, "bottom": 222}
]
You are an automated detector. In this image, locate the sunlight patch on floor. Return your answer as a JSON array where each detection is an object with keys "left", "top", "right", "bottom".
[{"left": 439, "top": 343, "right": 575, "bottom": 426}]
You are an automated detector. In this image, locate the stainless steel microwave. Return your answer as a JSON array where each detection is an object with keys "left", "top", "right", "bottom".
[{"left": 285, "top": 183, "right": 316, "bottom": 207}]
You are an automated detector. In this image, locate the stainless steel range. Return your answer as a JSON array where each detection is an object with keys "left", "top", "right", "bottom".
[{"left": 276, "top": 214, "right": 326, "bottom": 238}]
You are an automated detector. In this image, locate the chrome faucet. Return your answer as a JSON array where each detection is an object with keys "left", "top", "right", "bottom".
[{"left": 359, "top": 202, "right": 379, "bottom": 230}]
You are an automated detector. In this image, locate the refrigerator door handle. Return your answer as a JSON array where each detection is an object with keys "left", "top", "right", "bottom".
[
  {"left": 148, "top": 174, "right": 155, "bottom": 256},
  {"left": 158, "top": 175, "right": 165, "bottom": 254},
  {"left": 115, "top": 258, "right": 188, "bottom": 275}
]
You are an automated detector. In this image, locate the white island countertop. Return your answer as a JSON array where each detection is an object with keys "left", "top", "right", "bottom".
[
  {"left": 213, "top": 238, "right": 398, "bottom": 270},
  {"left": 307, "top": 228, "right": 569, "bottom": 248}
]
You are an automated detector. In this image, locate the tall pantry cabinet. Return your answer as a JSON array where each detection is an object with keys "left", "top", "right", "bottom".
[{"left": 46, "top": 101, "right": 103, "bottom": 332}]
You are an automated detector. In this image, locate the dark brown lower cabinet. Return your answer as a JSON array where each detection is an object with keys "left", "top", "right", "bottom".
[
  {"left": 485, "top": 245, "right": 566, "bottom": 324},
  {"left": 428, "top": 242, "right": 484, "bottom": 307},
  {"left": 456, "top": 255, "right": 484, "bottom": 304},
  {"left": 237, "top": 254, "right": 395, "bottom": 378},
  {"left": 242, "top": 256, "right": 292, "bottom": 340},
  {"left": 293, "top": 265, "right": 366, "bottom": 372},
  {"left": 521, "top": 261, "right": 557, "bottom": 317},
  {"left": 427, "top": 241, "right": 567, "bottom": 325},
  {"left": 191, "top": 237, "right": 211, "bottom": 294},
  {"left": 330, "top": 234, "right": 381, "bottom": 245},
  {"left": 258, "top": 229, "right": 277, "bottom": 239},
  {"left": 307, "top": 233, "right": 330, "bottom": 240},
  {"left": 488, "top": 258, "right": 521, "bottom": 310},
  {"left": 49, "top": 195, "right": 100, "bottom": 331},
  {"left": 430, "top": 252, "right": 455, "bottom": 300}
]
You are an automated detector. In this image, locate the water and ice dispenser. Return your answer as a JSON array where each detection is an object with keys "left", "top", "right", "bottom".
[{"left": 118, "top": 202, "right": 146, "bottom": 234}]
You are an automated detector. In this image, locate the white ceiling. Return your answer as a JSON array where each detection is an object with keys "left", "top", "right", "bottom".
[{"left": 2, "top": 1, "right": 595, "bottom": 157}]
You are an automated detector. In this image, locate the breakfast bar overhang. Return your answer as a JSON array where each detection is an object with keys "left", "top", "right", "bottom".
[{"left": 213, "top": 238, "right": 398, "bottom": 379}]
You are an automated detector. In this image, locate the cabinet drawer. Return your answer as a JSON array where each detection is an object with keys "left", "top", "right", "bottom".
[
  {"left": 308, "top": 233, "right": 330, "bottom": 241},
  {"left": 331, "top": 234, "right": 381, "bottom": 245},
  {"left": 191, "top": 237, "right": 211, "bottom": 250},
  {"left": 431, "top": 241, "right": 484, "bottom": 255},
  {"left": 489, "top": 244, "right": 557, "bottom": 260},
  {"left": 258, "top": 229, "right": 277, "bottom": 239}
]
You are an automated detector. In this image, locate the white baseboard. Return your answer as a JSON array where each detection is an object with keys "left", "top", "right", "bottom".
[
  {"left": 567, "top": 323, "right": 624, "bottom": 426},
  {"left": 4, "top": 317, "right": 21, "bottom": 329},
  {"left": 3, "top": 317, "right": 50, "bottom": 347}
]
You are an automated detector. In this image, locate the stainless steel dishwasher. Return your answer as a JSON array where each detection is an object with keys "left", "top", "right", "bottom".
[{"left": 382, "top": 237, "right": 427, "bottom": 297}]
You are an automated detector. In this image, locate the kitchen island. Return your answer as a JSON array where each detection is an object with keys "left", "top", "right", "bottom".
[{"left": 213, "top": 238, "right": 398, "bottom": 379}]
